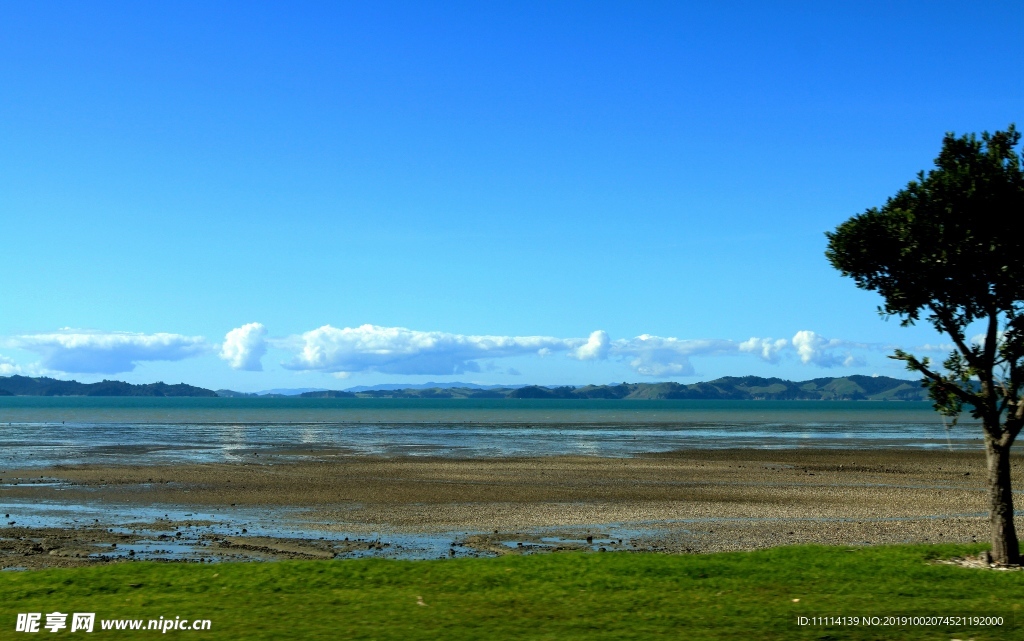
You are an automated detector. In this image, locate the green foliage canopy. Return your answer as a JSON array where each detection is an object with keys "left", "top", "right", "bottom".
[{"left": 826, "top": 126, "right": 1024, "bottom": 436}]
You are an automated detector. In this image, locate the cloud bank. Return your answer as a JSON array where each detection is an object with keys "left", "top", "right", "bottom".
[
  {"left": 275, "top": 324, "right": 873, "bottom": 377},
  {"left": 0, "top": 324, "right": 888, "bottom": 379},
  {"left": 220, "top": 323, "right": 268, "bottom": 371},
  {"left": 283, "top": 324, "right": 584, "bottom": 375},
  {"left": 7, "top": 330, "right": 208, "bottom": 374}
]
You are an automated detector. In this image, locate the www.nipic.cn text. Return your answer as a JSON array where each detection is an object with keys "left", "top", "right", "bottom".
[{"left": 15, "top": 613, "right": 212, "bottom": 633}]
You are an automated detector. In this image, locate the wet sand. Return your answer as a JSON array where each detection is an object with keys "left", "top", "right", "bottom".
[{"left": 2, "top": 448, "right": 1020, "bottom": 569}]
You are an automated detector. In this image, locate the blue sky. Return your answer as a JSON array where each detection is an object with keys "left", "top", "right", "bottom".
[{"left": 1, "top": 1, "right": 1021, "bottom": 391}]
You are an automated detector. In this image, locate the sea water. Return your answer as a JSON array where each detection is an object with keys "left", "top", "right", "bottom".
[{"left": 0, "top": 397, "right": 982, "bottom": 469}]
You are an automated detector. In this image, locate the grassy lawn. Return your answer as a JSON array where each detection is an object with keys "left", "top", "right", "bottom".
[{"left": 2, "top": 544, "right": 1022, "bottom": 640}]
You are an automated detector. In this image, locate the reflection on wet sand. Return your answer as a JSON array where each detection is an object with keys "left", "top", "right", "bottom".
[{"left": 0, "top": 419, "right": 985, "bottom": 470}]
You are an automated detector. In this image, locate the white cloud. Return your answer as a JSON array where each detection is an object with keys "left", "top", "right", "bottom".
[
  {"left": 8, "top": 330, "right": 208, "bottom": 374},
  {"left": 610, "top": 335, "right": 736, "bottom": 377},
  {"left": 738, "top": 337, "right": 790, "bottom": 363},
  {"left": 220, "top": 323, "right": 268, "bottom": 371},
  {"left": 915, "top": 343, "right": 957, "bottom": 352},
  {"left": 0, "top": 355, "right": 22, "bottom": 376},
  {"left": 571, "top": 330, "right": 610, "bottom": 361},
  {"left": 283, "top": 324, "right": 586, "bottom": 376},
  {"left": 791, "top": 330, "right": 862, "bottom": 368},
  {"left": 619, "top": 331, "right": 878, "bottom": 375},
  {"left": 971, "top": 331, "right": 1004, "bottom": 348},
  {"left": 627, "top": 356, "right": 692, "bottom": 377}
]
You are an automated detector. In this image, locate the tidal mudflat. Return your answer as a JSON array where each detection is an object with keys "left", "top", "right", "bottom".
[
  {"left": 1, "top": 398, "right": 1007, "bottom": 570},
  {"left": 2, "top": 448, "right": 1017, "bottom": 570}
]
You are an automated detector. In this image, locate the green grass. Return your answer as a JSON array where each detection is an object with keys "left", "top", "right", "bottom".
[{"left": 1, "top": 545, "right": 1022, "bottom": 639}]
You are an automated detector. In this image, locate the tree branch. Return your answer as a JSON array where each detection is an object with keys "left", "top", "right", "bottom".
[
  {"left": 998, "top": 383, "right": 1010, "bottom": 416},
  {"left": 895, "top": 351, "right": 977, "bottom": 406},
  {"left": 982, "top": 307, "right": 999, "bottom": 389},
  {"left": 928, "top": 304, "right": 981, "bottom": 369}
]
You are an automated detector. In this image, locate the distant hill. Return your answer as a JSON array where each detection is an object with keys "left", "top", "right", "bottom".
[
  {"left": 256, "top": 388, "right": 329, "bottom": 396},
  {"left": 342, "top": 382, "right": 525, "bottom": 392},
  {"left": 222, "top": 382, "right": 531, "bottom": 399},
  {"left": 338, "top": 387, "right": 510, "bottom": 399},
  {"left": 298, "top": 390, "right": 357, "bottom": 398},
  {"left": 216, "top": 387, "right": 331, "bottom": 398},
  {"left": 0, "top": 375, "right": 217, "bottom": 397},
  {"left": 296, "top": 375, "right": 929, "bottom": 401}
]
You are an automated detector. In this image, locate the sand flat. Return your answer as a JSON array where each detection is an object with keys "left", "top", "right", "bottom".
[{"left": 2, "top": 448, "right": 1020, "bottom": 568}]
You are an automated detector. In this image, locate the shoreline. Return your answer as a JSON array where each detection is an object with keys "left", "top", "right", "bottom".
[{"left": 2, "top": 448, "right": 1020, "bottom": 569}]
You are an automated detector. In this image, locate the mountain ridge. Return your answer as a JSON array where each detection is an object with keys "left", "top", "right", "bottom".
[
  {"left": 298, "top": 375, "right": 929, "bottom": 401},
  {"left": 0, "top": 375, "right": 218, "bottom": 397},
  {"left": 0, "top": 374, "right": 930, "bottom": 400}
]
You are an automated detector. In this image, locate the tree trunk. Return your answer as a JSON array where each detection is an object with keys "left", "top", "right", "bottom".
[{"left": 984, "top": 435, "right": 1020, "bottom": 565}]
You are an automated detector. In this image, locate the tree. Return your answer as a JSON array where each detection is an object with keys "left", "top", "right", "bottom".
[{"left": 825, "top": 126, "right": 1024, "bottom": 565}]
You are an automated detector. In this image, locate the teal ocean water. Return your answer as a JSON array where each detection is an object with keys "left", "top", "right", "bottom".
[{"left": 0, "top": 397, "right": 982, "bottom": 469}]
